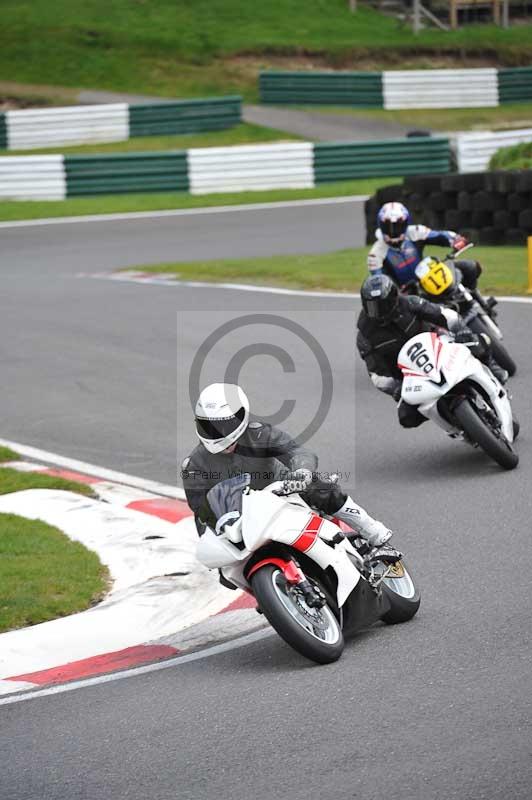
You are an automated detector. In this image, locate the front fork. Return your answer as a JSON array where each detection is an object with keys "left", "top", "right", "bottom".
[{"left": 246, "top": 557, "right": 326, "bottom": 608}]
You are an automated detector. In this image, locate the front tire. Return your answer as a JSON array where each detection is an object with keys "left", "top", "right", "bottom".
[
  {"left": 251, "top": 565, "right": 344, "bottom": 664},
  {"left": 454, "top": 397, "right": 518, "bottom": 470}
]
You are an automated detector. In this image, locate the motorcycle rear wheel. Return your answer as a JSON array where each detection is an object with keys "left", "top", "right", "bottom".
[
  {"left": 454, "top": 397, "right": 518, "bottom": 470},
  {"left": 469, "top": 316, "right": 517, "bottom": 376},
  {"left": 379, "top": 561, "right": 421, "bottom": 625},
  {"left": 251, "top": 565, "right": 344, "bottom": 664}
]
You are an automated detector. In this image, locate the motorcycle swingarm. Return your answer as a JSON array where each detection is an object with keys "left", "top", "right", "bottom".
[{"left": 341, "top": 579, "right": 386, "bottom": 636}]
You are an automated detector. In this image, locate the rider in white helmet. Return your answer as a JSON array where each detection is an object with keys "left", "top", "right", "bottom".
[{"left": 181, "top": 382, "right": 399, "bottom": 560}]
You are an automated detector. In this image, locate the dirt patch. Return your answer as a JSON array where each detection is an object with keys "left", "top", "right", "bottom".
[
  {"left": 0, "top": 97, "right": 54, "bottom": 111},
  {"left": 0, "top": 81, "right": 78, "bottom": 111},
  {"left": 227, "top": 51, "right": 522, "bottom": 73}
]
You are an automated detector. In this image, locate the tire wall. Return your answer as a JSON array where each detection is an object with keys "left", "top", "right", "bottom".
[{"left": 364, "top": 171, "right": 532, "bottom": 246}]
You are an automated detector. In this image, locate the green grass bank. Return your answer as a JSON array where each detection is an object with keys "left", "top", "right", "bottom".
[
  {"left": 134, "top": 245, "right": 529, "bottom": 295},
  {"left": 0, "top": 448, "right": 106, "bottom": 633},
  {"left": 2, "top": 1, "right": 532, "bottom": 100}
]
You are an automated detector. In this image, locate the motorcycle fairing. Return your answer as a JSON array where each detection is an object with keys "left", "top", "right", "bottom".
[
  {"left": 398, "top": 332, "right": 514, "bottom": 441},
  {"left": 242, "top": 489, "right": 361, "bottom": 606}
]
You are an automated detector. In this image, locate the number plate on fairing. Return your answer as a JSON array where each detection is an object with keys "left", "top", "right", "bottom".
[
  {"left": 397, "top": 332, "right": 443, "bottom": 382},
  {"left": 416, "top": 258, "right": 454, "bottom": 296}
]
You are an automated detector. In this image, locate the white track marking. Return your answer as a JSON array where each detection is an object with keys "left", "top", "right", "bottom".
[
  {"left": 0, "top": 629, "right": 272, "bottom": 706},
  {"left": 85, "top": 273, "right": 532, "bottom": 305},
  {"left": 0, "top": 438, "right": 185, "bottom": 499},
  {"left": 0, "top": 195, "right": 368, "bottom": 229}
]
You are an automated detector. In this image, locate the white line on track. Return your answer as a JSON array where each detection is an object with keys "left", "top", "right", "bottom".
[
  {"left": 0, "top": 629, "right": 272, "bottom": 706},
  {"left": 86, "top": 273, "right": 532, "bottom": 304},
  {"left": 0, "top": 438, "right": 185, "bottom": 499},
  {"left": 0, "top": 195, "right": 369, "bottom": 229}
]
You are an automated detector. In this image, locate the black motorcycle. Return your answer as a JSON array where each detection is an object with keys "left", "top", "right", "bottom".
[{"left": 414, "top": 245, "right": 516, "bottom": 376}]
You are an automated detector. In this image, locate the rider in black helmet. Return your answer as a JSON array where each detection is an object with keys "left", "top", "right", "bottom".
[{"left": 357, "top": 275, "right": 499, "bottom": 428}]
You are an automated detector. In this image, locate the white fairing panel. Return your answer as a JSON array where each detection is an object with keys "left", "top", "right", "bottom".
[
  {"left": 242, "top": 488, "right": 311, "bottom": 552},
  {"left": 197, "top": 488, "right": 362, "bottom": 607},
  {"left": 398, "top": 332, "right": 514, "bottom": 441},
  {"left": 196, "top": 527, "right": 250, "bottom": 569}
]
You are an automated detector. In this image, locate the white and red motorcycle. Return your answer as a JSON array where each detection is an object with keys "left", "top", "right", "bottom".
[
  {"left": 397, "top": 331, "right": 519, "bottom": 470},
  {"left": 197, "top": 474, "right": 420, "bottom": 665}
]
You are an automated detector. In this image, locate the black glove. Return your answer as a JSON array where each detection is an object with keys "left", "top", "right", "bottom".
[
  {"left": 454, "top": 329, "right": 489, "bottom": 360},
  {"left": 454, "top": 328, "right": 476, "bottom": 346}
]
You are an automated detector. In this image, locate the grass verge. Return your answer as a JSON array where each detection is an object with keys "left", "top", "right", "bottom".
[
  {"left": 0, "top": 467, "right": 95, "bottom": 497},
  {"left": 0, "top": 513, "right": 107, "bottom": 633},
  {"left": 490, "top": 141, "right": 532, "bottom": 169},
  {"left": 0, "top": 177, "right": 394, "bottom": 222},
  {"left": 135, "top": 245, "right": 529, "bottom": 295},
  {"left": 4, "top": 123, "right": 302, "bottom": 157},
  {"left": 0, "top": 446, "right": 18, "bottom": 463},
  {"left": 0, "top": 445, "right": 95, "bottom": 496},
  {"left": 0, "top": 456, "right": 106, "bottom": 633}
]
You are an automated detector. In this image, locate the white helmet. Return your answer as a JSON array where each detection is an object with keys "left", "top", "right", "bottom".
[{"left": 195, "top": 383, "right": 250, "bottom": 454}]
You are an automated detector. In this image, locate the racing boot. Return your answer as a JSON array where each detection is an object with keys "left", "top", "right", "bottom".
[
  {"left": 488, "top": 358, "right": 509, "bottom": 385},
  {"left": 335, "top": 497, "right": 402, "bottom": 562}
]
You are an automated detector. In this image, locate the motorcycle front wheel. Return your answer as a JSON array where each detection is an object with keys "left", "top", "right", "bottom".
[
  {"left": 454, "top": 397, "right": 518, "bottom": 470},
  {"left": 251, "top": 565, "right": 344, "bottom": 664}
]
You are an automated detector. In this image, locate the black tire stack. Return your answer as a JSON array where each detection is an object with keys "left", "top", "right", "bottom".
[{"left": 365, "top": 171, "right": 532, "bottom": 245}]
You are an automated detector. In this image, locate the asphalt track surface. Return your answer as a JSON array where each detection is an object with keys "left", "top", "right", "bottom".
[{"left": 1, "top": 200, "right": 531, "bottom": 800}]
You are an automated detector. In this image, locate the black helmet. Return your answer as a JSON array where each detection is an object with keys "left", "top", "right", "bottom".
[{"left": 361, "top": 275, "right": 399, "bottom": 322}]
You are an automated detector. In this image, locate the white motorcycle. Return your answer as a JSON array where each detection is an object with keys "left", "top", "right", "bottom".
[
  {"left": 397, "top": 330, "right": 519, "bottom": 470},
  {"left": 197, "top": 474, "right": 420, "bottom": 665}
]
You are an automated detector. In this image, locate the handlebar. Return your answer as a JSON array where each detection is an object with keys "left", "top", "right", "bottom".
[{"left": 447, "top": 242, "right": 475, "bottom": 259}]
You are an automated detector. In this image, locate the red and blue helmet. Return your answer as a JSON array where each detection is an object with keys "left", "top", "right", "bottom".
[{"left": 377, "top": 202, "right": 411, "bottom": 245}]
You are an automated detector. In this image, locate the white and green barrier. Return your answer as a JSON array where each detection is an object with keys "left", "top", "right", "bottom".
[
  {"left": 260, "top": 67, "right": 532, "bottom": 109},
  {"left": 454, "top": 127, "right": 532, "bottom": 172},
  {"left": 0, "top": 137, "right": 451, "bottom": 200},
  {"left": 0, "top": 97, "right": 242, "bottom": 151}
]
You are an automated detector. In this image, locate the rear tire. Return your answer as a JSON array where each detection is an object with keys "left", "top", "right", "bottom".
[
  {"left": 380, "top": 561, "right": 421, "bottom": 625},
  {"left": 454, "top": 398, "right": 518, "bottom": 470},
  {"left": 251, "top": 565, "right": 344, "bottom": 664},
  {"left": 469, "top": 316, "right": 517, "bottom": 376}
]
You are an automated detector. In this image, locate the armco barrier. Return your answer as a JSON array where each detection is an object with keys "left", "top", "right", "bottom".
[
  {"left": 365, "top": 171, "right": 532, "bottom": 246},
  {"left": 0, "top": 97, "right": 242, "bottom": 152},
  {"left": 498, "top": 68, "right": 532, "bottom": 104},
  {"left": 260, "top": 68, "right": 532, "bottom": 108},
  {"left": 187, "top": 142, "right": 314, "bottom": 194},
  {"left": 0, "top": 137, "right": 453, "bottom": 200},
  {"left": 454, "top": 128, "right": 532, "bottom": 173},
  {"left": 6, "top": 104, "right": 129, "bottom": 150},
  {"left": 314, "top": 137, "right": 451, "bottom": 182},
  {"left": 0, "top": 155, "right": 66, "bottom": 200},
  {"left": 0, "top": 114, "right": 7, "bottom": 150},
  {"left": 382, "top": 69, "right": 498, "bottom": 110},
  {"left": 259, "top": 71, "right": 383, "bottom": 106},
  {"left": 64, "top": 152, "right": 189, "bottom": 196},
  {"left": 129, "top": 97, "right": 241, "bottom": 137}
]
